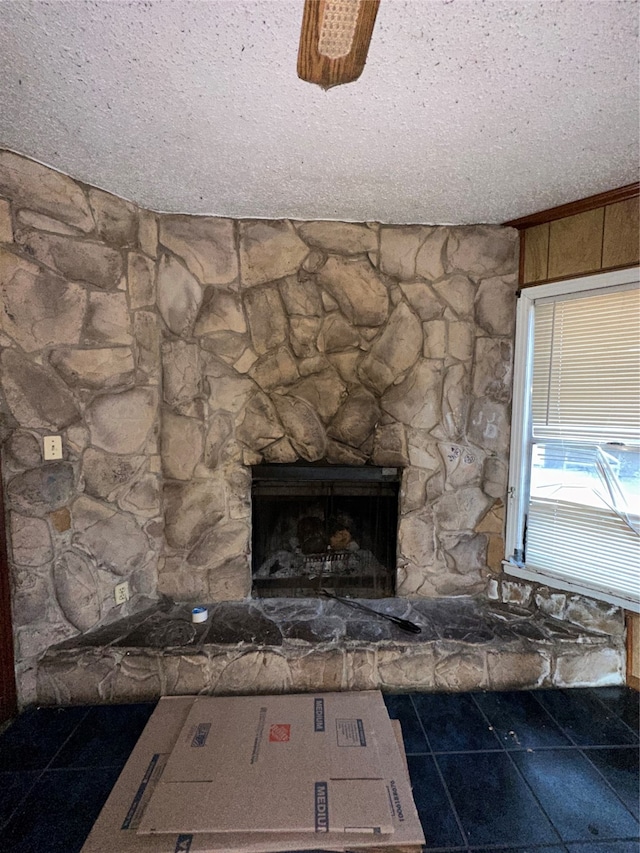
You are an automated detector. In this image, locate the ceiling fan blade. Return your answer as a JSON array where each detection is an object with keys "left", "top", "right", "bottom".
[{"left": 297, "top": 0, "right": 381, "bottom": 89}]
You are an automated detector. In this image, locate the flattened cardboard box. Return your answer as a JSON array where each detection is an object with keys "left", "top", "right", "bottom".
[
  {"left": 81, "top": 691, "right": 425, "bottom": 853},
  {"left": 139, "top": 692, "right": 393, "bottom": 836}
]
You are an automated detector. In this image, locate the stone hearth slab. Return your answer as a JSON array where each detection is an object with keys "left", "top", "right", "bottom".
[{"left": 36, "top": 597, "right": 625, "bottom": 705}]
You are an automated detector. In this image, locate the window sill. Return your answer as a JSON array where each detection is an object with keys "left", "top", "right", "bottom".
[{"left": 501, "top": 560, "right": 640, "bottom": 613}]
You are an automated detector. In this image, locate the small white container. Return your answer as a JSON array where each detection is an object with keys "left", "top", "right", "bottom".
[{"left": 191, "top": 606, "right": 209, "bottom": 624}]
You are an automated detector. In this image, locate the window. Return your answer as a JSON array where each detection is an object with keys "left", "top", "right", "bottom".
[{"left": 505, "top": 268, "right": 640, "bottom": 612}]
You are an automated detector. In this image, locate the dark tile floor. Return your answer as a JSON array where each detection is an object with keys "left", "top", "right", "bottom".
[{"left": 0, "top": 687, "right": 637, "bottom": 853}]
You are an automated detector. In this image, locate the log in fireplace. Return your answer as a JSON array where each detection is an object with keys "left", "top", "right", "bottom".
[{"left": 251, "top": 465, "right": 400, "bottom": 598}]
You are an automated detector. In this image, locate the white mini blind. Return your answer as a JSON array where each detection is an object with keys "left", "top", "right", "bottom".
[
  {"left": 525, "top": 284, "right": 640, "bottom": 609},
  {"left": 526, "top": 500, "right": 639, "bottom": 603},
  {"left": 532, "top": 289, "right": 640, "bottom": 441}
]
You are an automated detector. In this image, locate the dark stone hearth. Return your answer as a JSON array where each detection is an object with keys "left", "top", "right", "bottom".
[
  {"left": 49, "top": 597, "right": 624, "bottom": 654},
  {"left": 115, "top": 607, "right": 209, "bottom": 648},
  {"left": 36, "top": 595, "right": 626, "bottom": 707},
  {"left": 280, "top": 617, "right": 345, "bottom": 643},
  {"left": 204, "top": 604, "right": 283, "bottom": 646},
  {"left": 47, "top": 595, "right": 622, "bottom": 651},
  {"left": 343, "top": 617, "right": 408, "bottom": 643}
]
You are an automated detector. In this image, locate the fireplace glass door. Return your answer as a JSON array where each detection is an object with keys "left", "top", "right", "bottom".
[{"left": 251, "top": 465, "right": 400, "bottom": 598}]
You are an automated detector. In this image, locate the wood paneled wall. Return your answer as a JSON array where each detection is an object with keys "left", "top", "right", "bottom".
[
  {"left": 507, "top": 185, "right": 639, "bottom": 287},
  {"left": 628, "top": 613, "right": 640, "bottom": 692},
  {"left": 507, "top": 184, "right": 640, "bottom": 691}
]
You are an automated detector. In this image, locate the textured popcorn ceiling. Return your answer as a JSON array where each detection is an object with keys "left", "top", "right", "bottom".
[{"left": 0, "top": 0, "right": 637, "bottom": 224}]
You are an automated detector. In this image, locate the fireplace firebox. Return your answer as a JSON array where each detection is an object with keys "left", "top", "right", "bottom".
[{"left": 251, "top": 465, "right": 400, "bottom": 598}]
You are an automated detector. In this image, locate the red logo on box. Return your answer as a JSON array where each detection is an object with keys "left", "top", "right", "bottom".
[{"left": 269, "top": 723, "right": 291, "bottom": 742}]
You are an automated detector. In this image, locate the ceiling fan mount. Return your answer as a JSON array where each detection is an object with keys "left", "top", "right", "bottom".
[{"left": 297, "top": 0, "right": 381, "bottom": 89}]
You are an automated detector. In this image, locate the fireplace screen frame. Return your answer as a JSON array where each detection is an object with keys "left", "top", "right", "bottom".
[{"left": 250, "top": 464, "right": 401, "bottom": 599}]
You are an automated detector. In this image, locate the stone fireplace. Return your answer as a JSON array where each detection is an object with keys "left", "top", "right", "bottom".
[
  {"left": 0, "top": 151, "right": 626, "bottom": 705},
  {"left": 157, "top": 218, "right": 518, "bottom": 608},
  {"left": 251, "top": 464, "right": 400, "bottom": 598}
]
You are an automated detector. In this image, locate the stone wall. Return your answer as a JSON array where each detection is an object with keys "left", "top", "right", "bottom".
[
  {"left": 0, "top": 152, "right": 165, "bottom": 702},
  {"left": 0, "top": 150, "right": 522, "bottom": 703}
]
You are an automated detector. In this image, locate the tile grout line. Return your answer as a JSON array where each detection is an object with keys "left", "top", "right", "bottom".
[
  {"left": 0, "top": 768, "right": 43, "bottom": 834},
  {"left": 467, "top": 692, "right": 508, "bottom": 751},
  {"left": 428, "top": 746, "right": 508, "bottom": 755},
  {"left": 430, "top": 743, "right": 634, "bottom": 754},
  {"left": 469, "top": 692, "right": 566, "bottom": 849},
  {"left": 0, "top": 705, "right": 92, "bottom": 834},
  {"left": 560, "top": 839, "right": 640, "bottom": 849},
  {"left": 466, "top": 843, "right": 570, "bottom": 852},
  {"left": 409, "top": 694, "right": 471, "bottom": 853},
  {"left": 528, "top": 689, "right": 582, "bottom": 747},
  {"left": 535, "top": 686, "right": 640, "bottom": 750},
  {"left": 44, "top": 705, "right": 93, "bottom": 771},
  {"left": 585, "top": 687, "right": 640, "bottom": 740},
  {"left": 469, "top": 846, "right": 571, "bottom": 852},
  {"left": 575, "top": 743, "right": 640, "bottom": 823}
]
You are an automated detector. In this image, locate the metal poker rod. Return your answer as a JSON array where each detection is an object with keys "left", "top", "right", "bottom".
[{"left": 321, "top": 589, "right": 422, "bottom": 634}]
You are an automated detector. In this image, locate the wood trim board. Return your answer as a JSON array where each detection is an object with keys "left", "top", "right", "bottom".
[
  {"left": 627, "top": 612, "right": 640, "bottom": 692},
  {"left": 0, "top": 454, "right": 17, "bottom": 722},
  {"left": 505, "top": 183, "right": 639, "bottom": 229}
]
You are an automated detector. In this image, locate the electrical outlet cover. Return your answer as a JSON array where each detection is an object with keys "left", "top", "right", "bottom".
[{"left": 114, "top": 581, "right": 130, "bottom": 604}]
